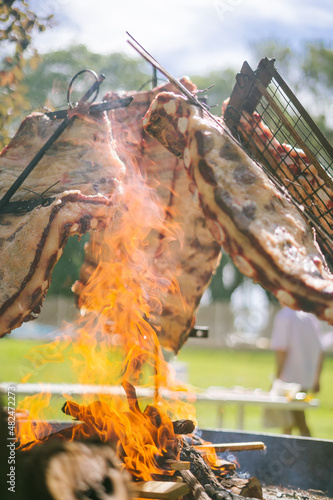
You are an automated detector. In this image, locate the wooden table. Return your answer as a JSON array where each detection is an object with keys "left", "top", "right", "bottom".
[{"left": 194, "top": 386, "right": 320, "bottom": 429}]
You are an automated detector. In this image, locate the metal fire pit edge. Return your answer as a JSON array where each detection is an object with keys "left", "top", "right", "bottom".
[{"left": 200, "top": 428, "right": 333, "bottom": 494}]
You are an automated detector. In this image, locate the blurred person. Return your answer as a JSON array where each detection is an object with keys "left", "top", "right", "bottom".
[{"left": 270, "top": 306, "right": 324, "bottom": 436}]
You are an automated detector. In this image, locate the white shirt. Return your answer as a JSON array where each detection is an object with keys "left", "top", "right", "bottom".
[{"left": 271, "top": 307, "right": 323, "bottom": 390}]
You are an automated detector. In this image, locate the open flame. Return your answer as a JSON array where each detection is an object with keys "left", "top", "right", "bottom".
[
  {"left": 15, "top": 137, "right": 197, "bottom": 479},
  {"left": 60, "top": 383, "right": 180, "bottom": 481}
]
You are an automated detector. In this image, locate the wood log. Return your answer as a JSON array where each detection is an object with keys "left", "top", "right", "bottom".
[
  {"left": 17, "top": 395, "right": 261, "bottom": 500},
  {"left": 194, "top": 443, "right": 266, "bottom": 453},
  {"left": 172, "top": 419, "right": 195, "bottom": 435},
  {"left": 18, "top": 422, "right": 90, "bottom": 450},
  {"left": 16, "top": 440, "right": 132, "bottom": 500},
  {"left": 179, "top": 470, "right": 211, "bottom": 500},
  {"left": 23, "top": 394, "right": 191, "bottom": 458},
  {"left": 213, "top": 460, "right": 236, "bottom": 471},
  {"left": 134, "top": 481, "right": 190, "bottom": 500},
  {"left": 62, "top": 390, "right": 195, "bottom": 437},
  {"left": 165, "top": 459, "right": 191, "bottom": 470}
]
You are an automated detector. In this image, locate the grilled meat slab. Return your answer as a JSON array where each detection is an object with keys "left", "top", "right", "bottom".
[
  {"left": 73, "top": 80, "right": 221, "bottom": 353},
  {"left": 0, "top": 111, "right": 124, "bottom": 336},
  {"left": 143, "top": 92, "right": 333, "bottom": 324}
]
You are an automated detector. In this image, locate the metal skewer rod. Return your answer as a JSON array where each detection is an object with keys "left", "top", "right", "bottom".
[
  {"left": 126, "top": 32, "right": 203, "bottom": 109},
  {"left": 45, "top": 96, "right": 133, "bottom": 120},
  {"left": 0, "top": 117, "right": 73, "bottom": 213},
  {"left": 126, "top": 32, "right": 233, "bottom": 137}
]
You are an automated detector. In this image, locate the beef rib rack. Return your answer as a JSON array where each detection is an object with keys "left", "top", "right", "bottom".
[
  {"left": 0, "top": 110, "right": 125, "bottom": 337},
  {"left": 143, "top": 91, "right": 333, "bottom": 324},
  {"left": 73, "top": 79, "right": 221, "bottom": 354},
  {"left": 0, "top": 79, "right": 221, "bottom": 353}
]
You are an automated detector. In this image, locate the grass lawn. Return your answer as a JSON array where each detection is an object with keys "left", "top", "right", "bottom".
[{"left": 0, "top": 338, "right": 332, "bottom": 440}]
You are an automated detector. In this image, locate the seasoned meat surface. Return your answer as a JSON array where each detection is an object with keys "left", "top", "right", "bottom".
[
  {"left": 143, "top": 92, "right": 333, "bottom": 324},
  {"left": 73, "top": 80, "right": 221, "bottom": 353},
  {"left": 0, "top": 111, "right": 124, "bottom": 336}
]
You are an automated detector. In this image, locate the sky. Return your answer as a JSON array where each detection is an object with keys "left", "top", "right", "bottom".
[{"left": 28, "top": 0, "right": 333, "bottom": 77}]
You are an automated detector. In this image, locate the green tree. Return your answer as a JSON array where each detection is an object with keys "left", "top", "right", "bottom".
[
  {"left": 252, "top": 40, "right": 333, "bottom": 142},
  {"left": 0, "top": 0, "right": 52, "bottom": 147},
  {"left": 22, "top": 45, "right": 153, "bottom": 112},
  {"left": 190, "top": 67, "right": 236, "bottom": 115},
  {"left": 21, "top": 44, "right": 235, "bottom": 121}
]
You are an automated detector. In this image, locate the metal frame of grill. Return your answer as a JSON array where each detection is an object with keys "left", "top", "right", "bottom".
[{"left": 224, "top": 57, "right": 333, "bottom": 264}]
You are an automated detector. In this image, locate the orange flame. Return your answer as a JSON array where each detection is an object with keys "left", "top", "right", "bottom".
[
  {"left": 15, "top": 146, "right": 198, "bottom": 479},
  {"left": 16, "top": 389, "right": 53, "bottom": 451}
]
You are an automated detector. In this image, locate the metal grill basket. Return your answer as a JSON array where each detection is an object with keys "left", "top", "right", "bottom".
[{"left": 224, "top": 58, "right": 333, "bottom": 263}]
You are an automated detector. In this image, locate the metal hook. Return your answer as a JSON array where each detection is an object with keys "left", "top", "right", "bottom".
[{"left": 67, "top": 69, "right": 104, "bottom": 109}]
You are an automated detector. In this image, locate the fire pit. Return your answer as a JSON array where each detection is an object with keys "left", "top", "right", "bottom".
[
  {"left": 9, "top": 416, "right": 333, "bottom": 498},
  {"left": 201, "top": 429, "right": 333, "bottom": 496},
  {"left": 7, "top": 409, "right": 264, "bottom": 500}
]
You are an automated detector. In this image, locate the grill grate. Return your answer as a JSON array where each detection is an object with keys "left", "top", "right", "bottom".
[{"left": 224, "top": 58, "right": 333, "bottom": 264}]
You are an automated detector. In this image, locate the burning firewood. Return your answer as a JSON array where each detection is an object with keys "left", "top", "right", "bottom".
[
  {"left": 172, "top": 419, "right": 195, "bottom": 435},
  {"left": 60, "top": 399, "right": 195, "bottom": 439},
  {"left": 73, "top": 79, "right": 221, "bottom": 354},
  {"left": 178, "top": 470, "right": 211, "bottom": 500},
  {"left": 178, "top": 439, "right": 261, "bottom": 500},
  {"left": 143, "top": 91, "right": 333, "bottom": 324},
  {"left": 194, "top": 443, "right": 266, "bottom": 453},
  {"left": 60, "top": 381, "right": 181, "bottom": 471},
  {"left": 0, "top": 404, "right": 131, "bottom": 500},
  {"left": 16, "top": 390, "right": 262, "bottom": 500}
]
